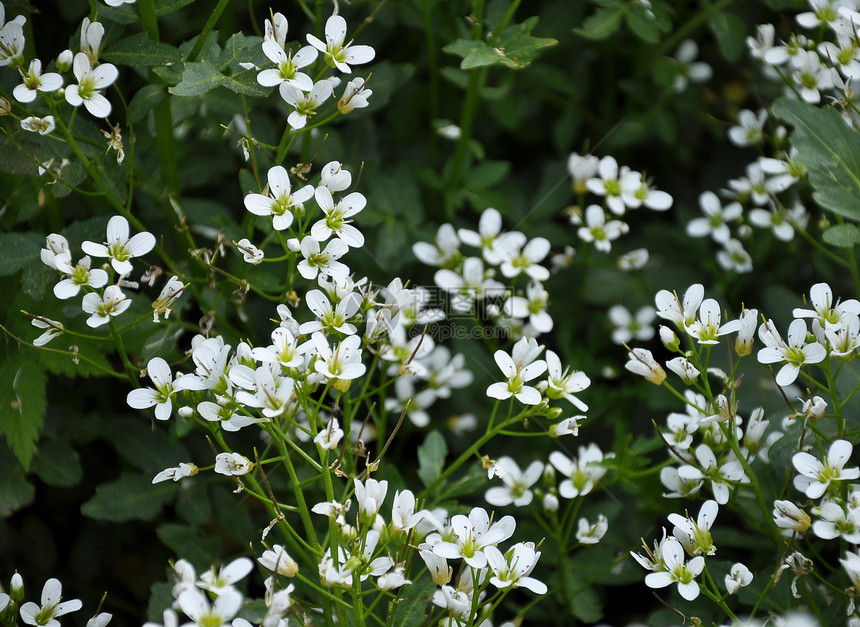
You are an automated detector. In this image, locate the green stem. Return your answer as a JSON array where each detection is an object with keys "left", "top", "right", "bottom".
[{"left": 186, "top": 0, "right": 232, "bottom": 63}]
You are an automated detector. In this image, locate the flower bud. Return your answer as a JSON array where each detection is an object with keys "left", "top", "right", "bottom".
[
  {"left": 802, "top": 396, "right": 827, "bottom": 419},
  {"left": 10, "top": 573, "right": 23, "bottom": 601},
  {"left": 542, "top": 492, "right": 559, "bottom": 512},
  {"left": 624, "top": 348, "right": 666, "bottom": 385},
  {"left": 0, "top": 97, "right": 10, "bottom": 116},
  {"left": 57, "top": 49, "right": 74, "bottom": 72},
  {"left": 659, "top": 325, "right": 680, "bottom": 351},
  {"left": 177, "top": 406, "right": 193, "bottom": 419},
  {"left": 773, "top": 499, "right": 811, "bottom": 533}
]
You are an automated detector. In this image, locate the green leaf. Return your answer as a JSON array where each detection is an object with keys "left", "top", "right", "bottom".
[
  {"left": 392, "top": 576, "right": 435, "bottom": 627},
  {"left": 626, "top": 3, "right": 661, "bottom": 43},
  {"left": 103, "top": 33, "right": 184, "bottom": 67},
  {"left": 0, "top": 447, "right": 34, "bottom": 517},
  {"left": 465, "top": 159, "right": 510, "bottom": 189},
  {"left": 823, "top": 223, "right": 860, "bottom": 247},
  {"left": 575, "top": 5, "right": 625, "bottom": 40},
  {"left": 417, "top": 430, "right": 448, "bottom": 487},
  {"left": 156, "top": 523, "right": 222, "bottom": 570},
  {"left": 0, "top": 232, "right": 43, "bottom": 276},
  {"left": 0, "top": 352, "right": 46, "bottom": 469},
  {"left": 106, "top": 420, "right": 189, "bottom": 474},
  {"left": 772, "top": 98, "right": 860, "bottom": 221},
  {"left": 155, "top": 0, "right": 196, "bottom": 15},
  {"left": 82, "top": 472, "right": 177, "bottom": 522},
  {"left": 708, "top": 11, "right": 747, "bottom": 62},
  {"left": 444, "top": 18, "right": 557, "bottom": 70},
  {"left": 129, "top": 85, "right": 166, "bottom": 124},
  {"left": 31, "top": 439, "right": 82, "bottom": 487},
  {"left": 221, "top": 71, "right": 270, "bottom": 97},
  {"left": 170, "top": 61, "right": 224, "bottom": 96}
]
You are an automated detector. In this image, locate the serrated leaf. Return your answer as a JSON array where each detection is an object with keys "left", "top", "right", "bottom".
[
  {"left": 445, "top": 19, "right": 556, "bottom": 70},
  {"left": 170, "top": 61, "right": 224, "bottom": 96},
  {"left": 708, "top": 11, "right": 747, "bottom": 62},
  {"left": 103, "top": 33, "right": 184, "bottom": 67},
  {"left": 156, "top": 523, "right": 221, "bottom": 570},
  {"left": 0, "top": 232, "right": 44, "bottom": 276},
  {"left": 82, "top": 472, "right": 177, "bottom": 521},
  {"left": 0, "top": 353, "right": 46, "bottom": 469},
  {"left": 0, "top": 447, "right": 34, "bottom": 517},
  {"left": 823, "top": 223, "right": 860, "bottom": 247},
  {"left": 575, "top": 5, "right": 625, "bottom": 40},
  {"left": 129, "top": 85, "right": 167, "bottom": 124},
  {"left": 772, "top": 98, "right": 860, "bottom": 221},
  {"left": 392, "top": 576, "right": 435, "bottom": 627},
  {"left": 31, "top": 439, "right": 82, "bottom": 487},
  {"left": 417, "top": 430, "right": 448, "bottom": 487}
]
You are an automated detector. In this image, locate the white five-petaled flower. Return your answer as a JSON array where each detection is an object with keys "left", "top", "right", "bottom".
[
  {"left": 21, "top": 115, "right": 55, "bottom": 135},
  {"left": 541, "top": 349, "right": 590, "bottom": 410},
  {"left": 686, "top": 191, "right": 742, "bottom": 243},
  {"left": 312, "top": 331, "right": 366, "bottom": 384},
  {"left": 177, "top": 588, "right": 242, "bottom": 626},
  {"left": 64, "top": 52, "right": 118, "bottom": 117},
  {"left": 655, "top": 283, "right": 704, "bottom": 329},
  {"left": 244, "top": 165, "right": 314, "bottom": 231},
  {"left": 433, "top": 506, "right": 516, "bottom": 569},
  {"left": 484, "top": 542, "right": 547, "bottom": 594},
  {"left": 235, "top": 238, "right": 264, "bottom": 264},
  {"left": 306, "top": 14, "right": 376, "bottom": 74},
  {"left": 757, "top": 318, "right": 827, "bottom": 386},
  {"left": 338, "top": 77, "right": 373, "bottom": 113},
  {"left": 152, "top": 275, "right": 185, "bottom": 322},
  {"left": 19, "top": 578, "right": 83, "bottom": 627},
  {"left": 13, "top": 58, "right": 62, "bottom": 103},
  {"left": 82, "top": 215, "right": 156, "bottom": 276},
  {"left": 643, "top": 536, "right": 705, "bottom": 600},
  {"left": 608, "top": 304, "right": 656, "bottom": 345},
  {"left": 297, "top": 236, "right": 350, "bottom": 280},
  {"left": 577, "top": 205, "right": 626, "bottom": 252},
  {"left": 257, "top": 39, "right": 317, "bottom": 92},
  {"left": 198, "top": 557, "right": 253, "bottom": 595},
  {"left": 549, "top": 444, "right": 613, "bottom": 499},
  {"left": 685, "top": 298, "right": 743, "bottom": 345},
  {"left": 576, "top": 514, "right": 609, "bottom": 545},
  {"left": 81, "top": 285, "right": 131, "bottom": 327},
  {"left": 311, "top": 187, "right": 366, "bottom": 247},
  {"left": 52, "top": 254, "right": 108, "bottom": 299},
  {"left": 668, "top": 499, "right": 719, "bottom": 556},
  {"left": 484, "top": 456, "right": 544, "bottom": 507},
  {"left": 314, "top": 417, "right": 345, "bottom": 450},
  {"left": 354, "top": 476, "right": 388, "bottom": 523},
  {"left": 624, "top": 348, "right": 666, "bottom": 385},
  {"left": 281, "top": 78, "right": 337, "bottom": 130},
  {"left": 259, "top": 544, "right": 299, "bottom": 577},
  {"left": 486, "top": 337, "right": 547, "bottom": 405},
  {"left": 127, "top": 357, "right": 205, "bottom": 421},
  {"left": 671, "top": 39, "right": 712, "bottom": 93},
  {"left": 793, "top": 439, "right": 860, "bottom": 499}
]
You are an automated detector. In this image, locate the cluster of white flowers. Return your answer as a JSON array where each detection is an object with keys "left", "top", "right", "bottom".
[
  {"left": 567, "top": 152, "right": 672, "bottom": 256},
  {"left": 253, "top": 13, "right": 373, "bottom": 130},
  {"left": 0, "top": 573, "right": 111, "bottom": 627}
]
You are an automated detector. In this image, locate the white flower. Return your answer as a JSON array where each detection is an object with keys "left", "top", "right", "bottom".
[
  {"left": 585, "top": 156, "right": 631, "bottom": 215},
  {"left": 81, "top": 215, "right": 155, "bottom": 276},
  {"left": 306, "top": 14, "right": 375, "bottom": 74},
  {"left": 177, "top": 588, "right": 242, "bottom": 626},
  {"left": 390, "top": 489, "right": 425, "bottom": 535},
  {"left": 339, "top": 77, "right": 372, "bottom": 113},
  {"left": 281, "top": 79, "right": 337, "bottom": 129},
  {"left": 41, "top": 233, "right": 70, "bottom": 270},
  {"left": 793, "top": 282, "right": 860, "bottom": 336},
  {"left": 244, "top": 165, "right": 314, "bottom": 231},
  {"left": 234, "top": 366, "right": 295, "bottom": 418},
  {"left": 576, "top": 514, "right": 609, "bottom": 545},
  {"left": 257, "top": 39, "right": 316, "bottom": 91},
  {"left": 756, "top": 318, "right": 827, "bottom": 386},
  {"left": 577, "top": 204, "right": 626, "bottom": 252},
  {"left": 498, "top": 236, "right": 551, "bottom": 282},
  {"left": 608, "top": 304, "right": 655, "bottom": 344},
  {"left": 620, "top": 171, "right": 673, "bottom": 211},
  {"left": 152, "top": 275, "right": 185, "bottom": 322},
  {"left": 52, "top": 254, "right": 108, "bottom": 299},
  {"left": 668, "top": 499, "right": 719, "bottom": 556},
  {"left": 152, "top": 462, "right": 197, "bottom": 484},
  {"left": 318, "top": 160, "right": 352, "bottom": 193},
  {"left": 655, "top": 283, "right": 704, "bottom": 329},
  {"left": 812, "top": 500, "right": 860, "bottom": 542},
  {"left": 19, "top": 578, "right": 82, "bottom": 627},
  {"left": 541, "top": 349, "right": 590, "bottom": 410},
  {"left": 725, "top": 563, "right": 753, "bottom": 594},
  {"left": 484, "top": 457, "right": 544, "bottom": 507},
  {"left": 312, "top": 332, "right": 366, "bottom": 384},
  {"left": 433, "top": 506, "right": 516, "bottom": 569},
  {"left": 503, "top": 281, "right": 553, "bottom": 334},
  {"left": 790, "top": 49, "right": 833, "bottom": 104},
  {"left": 792, "top": 439, "right": 860, "bottom": 499},
  {"left": 643, "top": 537, "right": 704, "bottom": 600},
  {"left": 214, "top": 452, "right": 253, "bottom": 476},
  {"left": 567, "top": 152, "right": 599, "bottom": 192},
  {"left": 127, "top": 357, "right": 206, "bottom": 421},
  {"left": 728, "top": 109, "right": 767, "bottom": 147},
  {"left": 235, "top": 238, "right": 264, "bottom": 264},
  {"left": 314, "top": 417, "right": 344, "bottom": 450},
  {"left": 484, "top": 542, "right": 547, "bottom": 594},
  {"left": 685, "top": 298, "right": 742, "bottom": 345},
  {"left": 297, "top": 236, "right": 349, "bottom": 280},
  {"left": 665, "top": 357, "right": 699, "bottom": 384},
  {"left": 624, "top": 348, "right": 666, "bottom": 385},
  {"left": 14, "top": 58, "right": 62, "bottom": 102},
  {"left": 773, "top": 500, "right": 811, "bottom": 533},
  {"left": 311, "top": 187, "right": 366, "bottom": 247},
  {"left": 31, "top": 316, "right": 64, "bottom": 346},
  {"left": 413, "top": 223, "right": 460, "bottom": 267},
  {"left": 198, "top": 557, "right": 254, "bottom": 595},
  {"left": 686, "top": 191, "right": 742, "bottom": 243},
  {"left": 354, "top": 477, "right": 388, "bottom": 522},
  {"left": 64, "top": 53, "right": 118, "bottom": 117},
  {"left": 716, "top": 238, "right": 753, "bottom": 273},
  {"left": 671, "top": 39, "right": 712, "bottom": 92},
  {"left": 259, "top": 544, "right": 299, "bottom": 577},
  {"left": 21, "top": 115, "right": 55, "bottom": 135},
  {"left": 549, "top": 443, "right": 613, "bottom": 499},
  {"left": 0, "top": 21, "right": 24, "bottom": 67},
  {"left": 486, "top": 337, "right": 547, "bottom": 405},
  {"left": 81, "top": 285, "right": 131, "bottom": 327}
]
